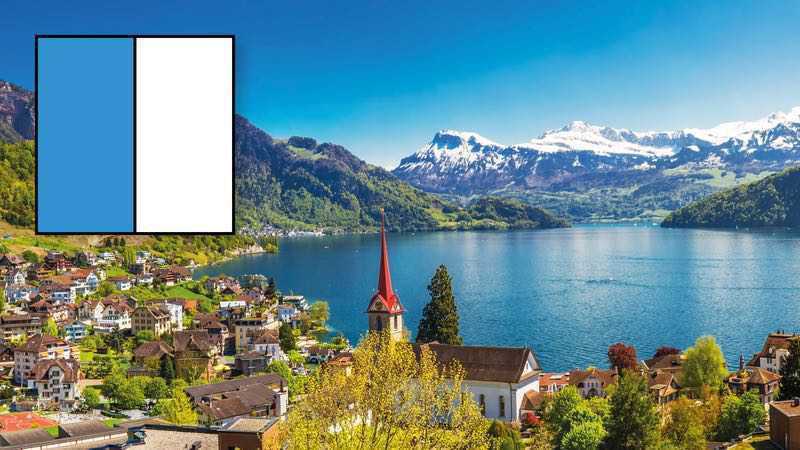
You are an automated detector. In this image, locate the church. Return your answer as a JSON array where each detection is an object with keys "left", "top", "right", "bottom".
[{"left": 365, "top": 213, "right": 542, "bottom": 422}]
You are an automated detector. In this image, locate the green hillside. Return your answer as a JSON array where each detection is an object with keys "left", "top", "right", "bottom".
[{"left": 661, "top": 166, "right": 800, "bottom": 229}]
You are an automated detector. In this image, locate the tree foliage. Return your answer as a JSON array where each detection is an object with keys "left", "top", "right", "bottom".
[
  {"left": 154, "top": 387, "right": 198, "bottom": 425},
  {"left": 653, "top": 346, "right": 681, "bottom": 359},
  {"left": 779, "top": 338, "right": 800, "bottom": 400},
  {"left": 604, "top": 371, "right": 661, "bottom": 450},
  {"left": 682, "top": 336, "right": 728, "bottom": 391},
  {"left": 716, "top": 391, "right": 766, "bottom": 441},
  {"left": 662, "top": 397, "right": 706, "bottom": 450},
  {"left": 285, "top": 330, "right": 491, "bottom": 449},
  {"left": 416, "top": 265, "right": 462, "bottom": 345},
  {"left": 607, "top": 342, "right": 638, "bottom": 371},
  {"left": 279, "top": 322, "right": 297, "bottom": 352}
]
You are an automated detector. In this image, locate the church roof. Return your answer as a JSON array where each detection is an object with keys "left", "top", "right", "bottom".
[{"left": 367, "top": 211, "right": 403, "bottom": 314}]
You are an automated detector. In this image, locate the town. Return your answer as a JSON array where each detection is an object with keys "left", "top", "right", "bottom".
[{"left": 0, "top": 222, "right": 796, "bottom": 450}]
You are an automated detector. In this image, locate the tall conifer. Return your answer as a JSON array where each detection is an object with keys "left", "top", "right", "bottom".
[{"left": 416, "top": 265, "right": 462, "bottom": 345}]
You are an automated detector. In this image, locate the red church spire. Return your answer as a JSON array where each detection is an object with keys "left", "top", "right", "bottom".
[{"left": 369, "top": 210, "right": 403, "bottom": 313}]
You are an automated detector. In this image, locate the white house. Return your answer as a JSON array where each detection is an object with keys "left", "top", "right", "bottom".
[
  {"left": 569, "top": 368, "right": 618, "bottom": 398},
  {"left": 77, "top": 300, "right": 104, "bottom": 322},
  {"left": 95, "top": 303, "right": 132, "bottom": 333},
  {"left": 412, "top": 343, "right": 542, "bottom": 422},
  {"left": 748, "top": 331, "right": 796, "bottom": 374},
  {"left": 4, "top": 284, "right": 37, "bottom": 303},
  {"left": 252, "top": 331, "right": 285, "bottom": 362},
  {"left": 158, "top": 300, "right": 184, "bottom": 331},
  {"left": 108, "top": 276, "right": 132, "bottom": 291},
  {"left": 277, "top": 304, "right": 298, "bottom": 323},
  {"left": 32, "top": 358, "right": 81, "bottom": 409},
  {"left": 5, "top": 269, "right": 26, "bottom": 286}
]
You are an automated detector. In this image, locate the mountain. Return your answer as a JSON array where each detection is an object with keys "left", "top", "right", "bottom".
[
  {"left": 394, "top": 109, "right": 800, "bottom": 221},
  {"left": 661, "top": 167, "right": 800, "bottom": 229},
  {"left": 0, "top": 81, "right": 35, "bottom": 143},
  {"left": 234, "top": 116, "right": 569, "bottom": 232}
]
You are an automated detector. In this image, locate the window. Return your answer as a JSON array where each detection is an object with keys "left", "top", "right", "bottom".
[
  {"left": 479, "top": 394, "right": 485, "bottom": 415},
  {"left": 499, "top": 395, "right": 506, "bottom": 418}
]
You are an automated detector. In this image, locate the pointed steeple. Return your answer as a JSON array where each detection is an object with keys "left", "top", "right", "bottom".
[
  {"left": 377, "top": 210, "right": 394, "bottom": 303},
  {"left": 367, "top": 210, "right": 403, "bottom": 314}
]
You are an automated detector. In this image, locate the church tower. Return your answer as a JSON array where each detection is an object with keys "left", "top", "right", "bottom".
[{"left": 366, "top": 211, "right": 405, "bottom": 341}]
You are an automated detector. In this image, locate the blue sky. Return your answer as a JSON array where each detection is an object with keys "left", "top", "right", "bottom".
[{"left": 4, "top": 1, "right": 800, "bottom": 168}]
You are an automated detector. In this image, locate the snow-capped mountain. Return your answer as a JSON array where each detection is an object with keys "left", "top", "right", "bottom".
[{"left": 393, "top": 107, "right": 800, "bottom": 194}]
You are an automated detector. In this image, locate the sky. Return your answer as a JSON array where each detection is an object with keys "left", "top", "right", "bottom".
[{"left": 3, "top": 1, "right": 800, "bottom": 168}]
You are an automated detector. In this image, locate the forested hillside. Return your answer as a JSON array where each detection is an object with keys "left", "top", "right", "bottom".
[{"left": 661, "top": 167, "right": 800, "bottom": 228}]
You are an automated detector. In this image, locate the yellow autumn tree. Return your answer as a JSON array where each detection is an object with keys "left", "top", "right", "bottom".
[{"left": 284, "top": 331, "right": 492, "bottom": 449}]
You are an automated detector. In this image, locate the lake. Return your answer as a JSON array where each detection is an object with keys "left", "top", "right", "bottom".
[{"left": 194, "top": 225, "right": 800, "bottom": 372}]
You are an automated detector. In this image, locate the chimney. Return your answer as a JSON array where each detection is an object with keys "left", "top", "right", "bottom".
[{"left": 793, "top": 397, "right": 800, "bottom": 407}]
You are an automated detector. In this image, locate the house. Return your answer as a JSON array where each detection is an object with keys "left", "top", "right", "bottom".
[
  {"left": 135, "top": 273, "right": 154, "bottom": 285},
  {"left": 283, "top": 295, "right": 309, "bottom": 312},
  {"left": 135, "top": 250, "right": 151, "bottom": 264},
  {"left": 68, "top": 269, "right": 100, "bottom": 295},
  {"left": 277, "top": 303, "right": 299, "bottom": 325},
  {"left": 75, "top": 251, "right": 98, "bottom": 267},
  {"left": 13, "top": 334, "right": 72, "bottom": 387},
  {"left": 252, "top": 331, "right": 284, "bottom": 362},
  {"left": 0, "top": 255, "right": 26, "bottom": 270},
  {"left": 0, "top": 344, "right": 15, "bottom": 363},
  {"left": 185, "top": 374, "right": 288, "bottom": 425},
  {"left": 726, "top": 363, "right": 781, "bottom": 404},
  {"left": 642, "top": 352, "right": 685, "bottom": 374},
  {"left": 412, "top": 343, "right": 542, "bottom": 422},
  {"left": 131, "top": 305, "right": 173, "bottom": 337},
  {"left": 44, "top": 252, "right": 70, "bottom": 273},
  {"left": 306, "top": 346, "right": 335, "bottom": 364},
  {"left": 0, "top": 314, "right": 44, "bottom": 341},
  {"left": 205, "top": 276, "right": 241, "bottom": 294},
  {"left": 63, "top": 321, "right": 88, "bottom": 342},
  {"left": 569, "top": 368, "right": 618, "bottom": 399},
  {"left": 107, "top": 275, "right": 132, "bottom": 291},
  {"left": 539, "top": 372, "right": 570, "bottom": 394},
  {"left": 325, "top": 352, "right": 354, "bottom": 376},
  {"left": 5, "top": 269, "right": 26, "bottom": 286},
  {"left": 198, "top": 319, "right": 230, "bottom": 355},
  {"left": 156, "top": 300, "right": 184, "bottom": 331},
  {"left": 220, "top": 300, "right": 249, "bottom": 320},
  {"left": 97, "top": 252, "right": 116, "bottom": 263},
  {"left": 28, "top": 300, "right": 70, "bottom": 324},
  {"left": 4, "top": 284, "right": 36, "bottom": 303},
  {"left": 129, "top": 341, "right": 173, "bottom": 377},
  {"left": 77, "top": 300, "right": 104, "bottom": 322},
  {"left": 32, "top": 358, "right": 81, "bottom": 409},
  {"left": 749, "top": 331, "right": 799, "bottom": 374},
  {"left": 234, "top": 318, "right": 272, "bottom": 353},
  {"left": 94, "top": 303, "right": 132, "bottom": 333},
  {"left": 154, "top": 266, "right": 191, "bottom": 286},
  {"left": 234, "top": 352, "right": 268, "bottom": 376},
  {"left": 646, "top": 370, "right": 681, "bottom": 404},
  {"left": 173, "top": 330, "right": 216, "bottom": 382},
  {"left": 771, "top": 399, "right": 800, "bottom": 450}
]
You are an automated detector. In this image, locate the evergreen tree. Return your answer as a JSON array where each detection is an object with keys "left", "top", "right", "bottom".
[
  {"left": 416, "top": 265, "right": 462, "bottom": 345},
  {"left": 605, "top": 371, "right": 661, "bottom": 450},
  {"left": 159, "top": 356, "right": 175, "bottom": 383},
  {"left": 779, "top": 338, "right": 800, "bottom": 400},
  {"left": 279, "top": 322, "right": 297, "bottom": 352}
]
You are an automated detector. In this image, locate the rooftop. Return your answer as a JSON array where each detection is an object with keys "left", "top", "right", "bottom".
[{"left": 772, "top": 400, "right": 800, "bottom": 417}]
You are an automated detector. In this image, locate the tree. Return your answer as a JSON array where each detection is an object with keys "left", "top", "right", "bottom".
[
  {"left": 653, "top": 346, "right": 681, "bottom": 359},
  {"left": 82, "top": 387, "right": 101, "bottom": 410},
  {"left": 159, "top": 356, "right": 176, "bottom": 383},
  {"left": 663, "top": 397, "right": 706, "bottom": 450},
  {"left": 135, "top": 330, "right": 155, "bottom": 345},
  {"left": 155, "top": 387, "right": 198, "bottom": 425},
  {"left": 21, "top": 250, "right": 39, "bottom": 264},
  {"left": 716, "top": 391, "right": 766, "bottom": 441},
  {"left": 561, "top": 421, "right": 606, "bottom": 450},
  {"left": 42, "top": 317, "right": 58, "bottom": 337},
  {"left": 309, "top": 301, "right": 329, "bottom": 325},
  {"left": 682, "top": 336, "right": 728, "bottom": 391},
  {"left": 0, "top": 289, "right": 6, "bottom": 315},
  {"left": 279, "top": 322, "right": 296, "bottom": 352},
  {"left": 487, "top": 420, "right": 522, "bottom": 450},
  {"left": 416, "top": 265, "right": 462, "bottom": 345},
  {"left": 779, "top": 338, "right": 800, "bottom": 400},
  {"left": 114, "top": 378, "right": 146, "bottom": 409},
  {"left": 542, "top": 385, "right": 583, "bottom": 441},
  {"left": 285, "top": 330, "right": 489, "bottom": 449},
  {"left": 605, "top": 371, "right": 661, "bottom": 450},
  {"left": 607, "top": 342, "right": 638, "bottom": 371},
  {"left": 144, "top": 377, "right": 170, "bottom": 400}
]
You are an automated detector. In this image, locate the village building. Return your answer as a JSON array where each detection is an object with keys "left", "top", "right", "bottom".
[
  {"left": 3, "top": 283, "right": 36, "bottom": 303},
  {"left": 0, "top": 254, "right": 26, "bottom": 270},
  {"left": 366, "top": 213, "right": 405, "bottom": 341},
  {"left": 75, "top": 251, "right": 98, "bottom": 267},
  {"left": 63, "top": 321, "right": 88, "bottom": 342},
  {"left": 77, "top": 300, "right": 104, "bottom": 322},
  {"left": 0, "top": 314, "right": 44, "bottom": 341},
  {"left": 94, "top": 302, "right": 132, "bottom": 333},
  {"left": 173, "top": 330, "right": 216, "bottom": 382},
  {"left": 154, "top": 265, "right": 191, "bottom": 286},
  {"left": 5, "top": 269, "right": 26, "bottom": 286},
  {"left": 107, "top": 275, "right": 132, "bottom": 291},
  {"left": 252, "top": 330, "right": 284, "bottom": 363},
  {"left": 233, "top": 317, "right": 273, "bottom": 353},
  {"left": 726, "top": 356, "right": 781, "bottom": 404},
  {"left": 234, "top": 352, "right": 269, "bottom": 376},
  {"left": 131, "top": 305, "right": 173, "bottom": 337},
  {"left": 31, "top": 358, "right": 81, "bottom": 409},
  {"left": 129, "top": 340, "right": 174, "bottom": 377},
  {"left": 185, "top": 374, "right": 288, "bottom": 426},
  {"left": 771, "top": 399, "right": 800, "bottom": 450},
  {"left": 748, "top": 331, "right": 798, "bottom": 374},
  {"left": 325, "top": 352, "right": 354, "bottom": 376},
  {"left": 198, "top": 319, "right": 230, "bottom": 355},
  {"left": 306, "top": 346, "right": 335, "bottom": 364},
  {"left": 539, "top": 372, "right": 570, "bottom": 394},
  {"left": 569, "top": 368, "right": 618, "bottom": 399},
  {"left": 412, "top": 343, "right": 541, "bottom": 422},
  {"left": 155, "top": 300, "right": 184, "bottom": 331},
  {"left": 13, "top": 334, "right": 72, "bottom": 388}
]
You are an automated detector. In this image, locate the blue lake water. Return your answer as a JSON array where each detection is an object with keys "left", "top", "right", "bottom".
[{"left": 194, "top": 225, "right": 800, "bottom": 372}]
